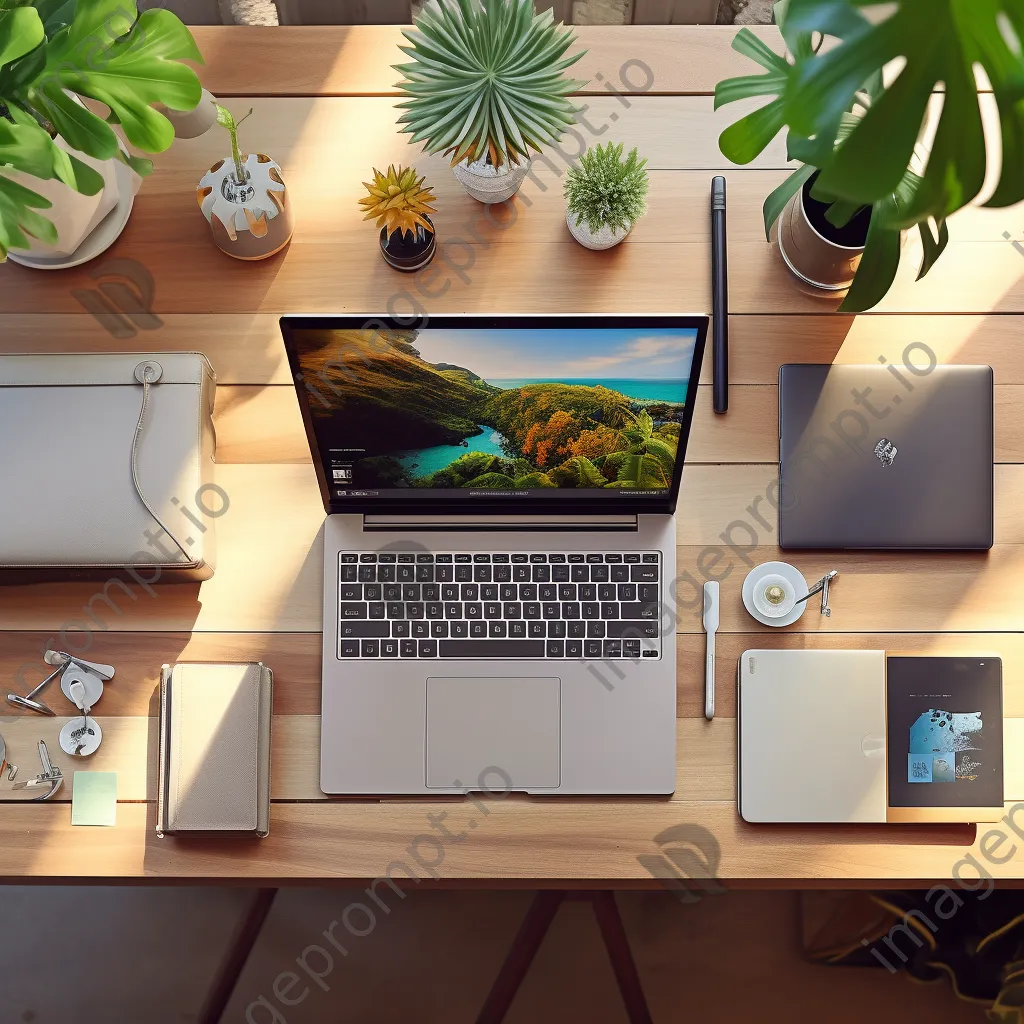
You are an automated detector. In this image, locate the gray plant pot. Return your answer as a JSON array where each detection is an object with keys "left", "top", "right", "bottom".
[{"left": 776, "top": 176, "right": 868, "bottom": 291}]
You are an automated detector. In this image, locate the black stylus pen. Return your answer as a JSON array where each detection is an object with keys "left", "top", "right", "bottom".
[{"left": 711, "top": 176, "right": 729, "bottom": 414}]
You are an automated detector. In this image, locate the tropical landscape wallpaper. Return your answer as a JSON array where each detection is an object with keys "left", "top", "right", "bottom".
[{"left": 296, "top": 326, "right": 698, "bottom": 492}]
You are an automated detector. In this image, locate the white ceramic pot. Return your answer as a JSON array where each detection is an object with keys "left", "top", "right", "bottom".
[
  {"left": 453, "top": 156, "right": 532, "bottom": 204},
  {"left": 566, "top": 210, "right": 632, "bottom": 250},
  {"left": 158, "top": 88, "right": 219, "bottom": 140},
  {"left": 6, "top": 138, "right": 140, "bottom": 263}
]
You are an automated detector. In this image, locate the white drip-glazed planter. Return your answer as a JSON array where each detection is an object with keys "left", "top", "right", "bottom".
[
  {"left": 453, "top": 156, "right": 532, "bottom": 204},
  {"left": 197, "top": 152, "right": 293, "bottom": 261}
]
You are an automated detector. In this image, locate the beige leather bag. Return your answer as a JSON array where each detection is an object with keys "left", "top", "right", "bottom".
[{"left": 0, "top": 353, "right": 218, "bottom": 580}]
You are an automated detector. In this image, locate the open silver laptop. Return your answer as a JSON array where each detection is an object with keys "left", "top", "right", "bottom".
[{"left": 281, "top": 314, "right": 708, "bottom": 795}]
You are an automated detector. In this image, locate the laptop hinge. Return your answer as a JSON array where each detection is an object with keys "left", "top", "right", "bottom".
[{"left": 362, "top": 514, "right": 639, "bottom": 533}]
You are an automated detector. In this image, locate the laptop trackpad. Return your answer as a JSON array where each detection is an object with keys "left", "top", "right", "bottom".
[{"left": 426, "top": 676, "right": 560, "bottom": 790}]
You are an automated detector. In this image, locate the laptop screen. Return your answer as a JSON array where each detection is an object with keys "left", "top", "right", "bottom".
[{"left": 283, "top": 316, "right": 706, "bottom": 512}]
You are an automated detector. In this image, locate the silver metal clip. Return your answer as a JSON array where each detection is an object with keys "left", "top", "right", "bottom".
[
  {"left": 6, "top": 741, "right": 63, "bottom": 801},
  {"left": 795, "top": 570, "right": 839, "bottom": 617},
  {"left": 6, "top": 663, "right": 64, "bottom": 716},
  {"left": 44, "top": 651, "right": 115, "bottom": 681}
]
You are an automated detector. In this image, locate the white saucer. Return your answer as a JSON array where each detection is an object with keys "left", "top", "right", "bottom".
[
  {"left": 742, "top": 561, "right": 809, "bottom": 627},
  {"left": 7, "top": 158, "right": 136, "bottom": 270}
]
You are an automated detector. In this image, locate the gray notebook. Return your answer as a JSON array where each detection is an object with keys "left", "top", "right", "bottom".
[{"left": 157, "top": 662, "right": 273, "bottom": 838}]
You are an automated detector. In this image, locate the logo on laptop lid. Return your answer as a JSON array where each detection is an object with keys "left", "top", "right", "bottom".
[{"left": 874, "top": 438, "right": 898, "bottom": 467}]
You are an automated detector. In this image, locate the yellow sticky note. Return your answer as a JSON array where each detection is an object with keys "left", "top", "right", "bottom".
[{"left": 71, "top": 772, "right": 117, "bottom": 827}]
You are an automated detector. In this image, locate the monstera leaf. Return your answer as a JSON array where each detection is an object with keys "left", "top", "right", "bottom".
[
  {"left": 0, "top": 0, "right": 202, "bottom": 259},
  {"left": 1, "top": 104, "right": 105, "bottom": 190},
  {"left": 783, "top": 0, "right": 1024, "bottom": 216},
  {"left": 714, "top": 0, "right": 1022, "bottom": 311},
  {"left": 28, "top": 1, "right": 203, "bottom": 157},
  {"left": 0, "top": 173, "right": 55, "bottom": 252},
  {"left": 34, "top": 0, "right": 77, "bottom": 36}
]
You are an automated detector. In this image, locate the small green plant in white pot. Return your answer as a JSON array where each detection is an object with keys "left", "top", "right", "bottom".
[
  {"left": 394, "top": 0, "right": 587, "bottom": 205},
  {"left": 564, "top": 142, "right": 649, "bottom": 250}
]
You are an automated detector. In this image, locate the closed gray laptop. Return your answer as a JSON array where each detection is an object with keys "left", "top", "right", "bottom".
[{"left": 779, "top": 363, "right": 993, "bottom": 550}]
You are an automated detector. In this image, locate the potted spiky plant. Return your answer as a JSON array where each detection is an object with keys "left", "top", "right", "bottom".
[
  {"left": 0, "top": 0, "right": 205, "bottom": 267},
  {"left": 564, "top": 142, "right": 649, "bottom": 250},
  {"left": 197, "top": 105, "right": 293, "bottom": 261},
  {"left": 359, "top": 164, "right": 437, "bottom": 272},
  {"left": 394, "top": 0, "right": 587, "bottom": 205}
]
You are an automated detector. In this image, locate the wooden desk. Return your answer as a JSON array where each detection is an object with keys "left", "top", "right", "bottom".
[{"left": 1, "top": 26, "right": 1021, "bottom": 884}]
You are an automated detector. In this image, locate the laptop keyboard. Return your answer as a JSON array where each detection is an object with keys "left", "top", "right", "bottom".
[{"left": 337, "top": 552, "right": 662, "bottom": 660}]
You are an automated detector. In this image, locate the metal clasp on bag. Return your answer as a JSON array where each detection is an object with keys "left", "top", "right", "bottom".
[{"left": 134, "top": 360, "right": 163, "bottom": 384}]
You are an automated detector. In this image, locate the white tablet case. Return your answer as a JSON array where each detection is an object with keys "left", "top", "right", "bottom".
[{"left": 738, "top": 649, "right": 888, "bottom": 823}]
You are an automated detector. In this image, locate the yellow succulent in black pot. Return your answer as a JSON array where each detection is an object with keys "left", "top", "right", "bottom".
[{"left": 359, "top": 164, "right": 437, "bottom": 272}]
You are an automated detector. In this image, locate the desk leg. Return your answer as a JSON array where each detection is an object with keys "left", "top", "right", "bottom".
[
  {"left": 198, "top": 887, "right": 278, "bottom": 1024},
  {"left": 476, "top": 890, "right": 566, "bottom": 1024},
  {"left": 591, "top": 890, "right": 654, "bottom": 1024}
]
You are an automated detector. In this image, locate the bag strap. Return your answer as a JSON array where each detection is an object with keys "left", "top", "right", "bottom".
[{"left": 131, "top": 360, "right": 192, "bottom": 564}]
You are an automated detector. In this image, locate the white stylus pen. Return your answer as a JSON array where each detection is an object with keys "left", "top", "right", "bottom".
[{"left": 702, "top": 581, "right": 720, "bottom": 720}]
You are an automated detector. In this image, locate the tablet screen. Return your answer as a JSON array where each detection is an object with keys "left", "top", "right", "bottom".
[{"left": 887, "top": 657, "right": 1003, "bottom": 808}]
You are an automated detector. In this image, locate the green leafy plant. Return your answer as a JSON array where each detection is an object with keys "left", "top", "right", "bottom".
[
  {"left": 602, "top": 410, "right": 675, "bottom": 488},
  {"left": 215, "top": 104, "right": 252, "bottom": 184},
  {"left": 564, "top": 141, "right": 649, "bottom": 233},
  {"left": 714, "top": 0, "right": 1024, "bottom": 312},
  {"left": 393, "top": 0, "right": 587, "bottom": 168},
  {"left": 0, "top": 0, "right": 203, "bottom": 258}
]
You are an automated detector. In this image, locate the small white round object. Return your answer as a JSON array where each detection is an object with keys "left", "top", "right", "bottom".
[
  {"left": 742, "top": 561, "right": 809, "bottom": 627},
  {"left": 61, "top": 665, "right": 104, "bottom": 709},
  {"left": 752, "top": 573, "right": 797, "bottom": 618},
  {"left": 60, "top": 716, "right": 103, "bottom": 757},
  {"left": 134, "top": 360, "right": 163, "bottom": 384}
]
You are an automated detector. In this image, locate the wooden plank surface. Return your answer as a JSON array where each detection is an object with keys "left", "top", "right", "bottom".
[
  {"left": 189, "top": 25, "right": 991, "bottom": 99},
  {"left": 6, "top": 631, "right": 1024, "bottom": 722},
  {"left": 207, "top": 383, "right": 1024, "bottom": 466},
  {"left": 4, "top": 711, "right": 1017, "bottom": 806},
  {"left": 0, "top": 799, "right": 992, "bottom": 882},
  {"left": 191, "top": 25, "right": 786, "bottom": 98},
  {"left": 0, "top": 463, "right": 1021, "bottom": 636},
  {"left": 0, "top": 26, "right": 1021, "bottom": 883},
  {"left": 8, "top": 715, "right": 738, "bottom": 803},
  {"left": 0, "top": 96, "right": 1016, "bottom": 316},
  {"left": 6, "top": 312, "right": 1024, "bottom": 386}
]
